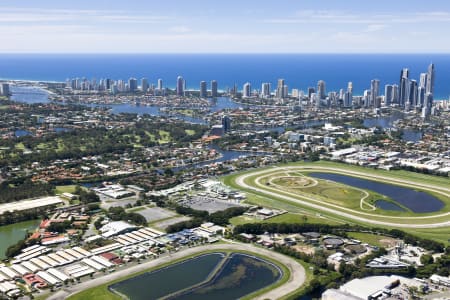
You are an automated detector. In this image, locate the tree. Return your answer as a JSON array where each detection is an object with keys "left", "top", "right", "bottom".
[{"left": 420, "top": 254, "right": 434, "bottom": 265}]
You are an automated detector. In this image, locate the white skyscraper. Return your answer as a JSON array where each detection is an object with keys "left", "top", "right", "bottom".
[
  {"left": 242, "top": 82, "right": 251, "bottom": 98},
  {"left": 157, "top": 79, "right": 163, "bottom": 90},
  {"left": 276, "top": 79, "right": 285, "bottom": 99},
  {"left": 347, "top": 82, "right": 353, "bottom": 94},
  {"left": 261, "top": 83, "right": 271, "bottom": 98},
  {"left": 370, "top": 79, "right": 380, "bottom": 108},
  {"left": 317, "top": 80, "right": 326, "bottom": 99},
  {"left": 417, "top": 86, "right": 425, "bottom": 108}
]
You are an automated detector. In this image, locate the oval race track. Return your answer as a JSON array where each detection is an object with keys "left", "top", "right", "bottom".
[{"left": 234, "top": 166, "right": 450, "bottom": 229}]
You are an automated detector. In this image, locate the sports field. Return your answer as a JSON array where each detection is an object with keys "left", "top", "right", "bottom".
[{"left": 224, "top": 161, "right": 450, "bottom": 243}]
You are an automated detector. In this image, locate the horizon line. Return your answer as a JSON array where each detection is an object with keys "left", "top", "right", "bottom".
[{"left": 0, "top": 52, "right": 450, "bottom": 55}]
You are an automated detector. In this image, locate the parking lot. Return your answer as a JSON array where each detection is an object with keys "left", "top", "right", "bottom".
[
  {"left": 136, "top": 207, "right": 177, "bottom": 223},
  {"left": 179, "top": 195, "right": 241, "bottom": 213},
  {"left": 152, "top": 216, "right": 191, "bottom": 230}
]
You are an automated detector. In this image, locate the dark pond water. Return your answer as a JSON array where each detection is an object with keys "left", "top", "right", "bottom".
[
  {"left": 109, "top": 253, "right": 225, "bottom": 299},
  {"left": 54, "top": 127, "right": 72, "bottom": 133},
  {"left": 375, "top": 200, "right": 406, "bottom": 211},
  {"left": 309, "top": 172, "right": 444, "bottom": 213},
  {"left": 14, "top": 129, "right": 32, "bottom": 137},
  {"left": 175, "top": 253, "right": 282, "bottom": 300},
  {"left": 109, "top": 253, "right": 281, "bottom": 300},
  {"left": 363, "top": 111, "right": 422, "bottom": 142},
  {"left": 0, "top": 219, "right": 40, "bottom": 259}
]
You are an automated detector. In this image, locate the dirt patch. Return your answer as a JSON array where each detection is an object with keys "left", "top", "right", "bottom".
[
  {"left": 292, "top": 244, "right": 315, "bottom": 255},
  {"left": 379, "top": 238, "right": 400, "bottom": 248}
]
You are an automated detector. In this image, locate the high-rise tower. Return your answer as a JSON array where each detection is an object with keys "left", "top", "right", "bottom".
[
  {"left": 399, "top": 68, "right": 409, "bottom": 106},
  {"left": 211, "top": 80, "right": 218, "bottom": 97},
  {"left": 426, "top": 63, "right": 435, "bottom": 94},
  {"left": 408, "top": 80, "right": 418, "bottom": 107},
  {"left": 141, "top": 78, "right": 149, "bottom": 93},
  {"left": 317, "top": 80, "right": 326, "bottom": 100},
  {"left": 242, "top": 82, "right": 251, "bottom": 98},
  {"left": 157, "top": 79, "right": 163, "bottom": 90},
  {"left": 128, "top": 78, "right": 138, "bottom": 92},
  {"left": 384, "top": 84, "right": 393, "bottom": 106},
  {"left": 276, "top": 79, "right": 285, "bottom": 99},
  {"left": 371, "top": 79, "right": 380, "bottom": 108},
  {"left": 261, "top": 83, "right": 271, "bottom": 98},
  {"left": 176, "top": 76, "right": 184, "bottom": 96},
  {"left": 200, "top": 81, "right": 207, "bottom": 98}
]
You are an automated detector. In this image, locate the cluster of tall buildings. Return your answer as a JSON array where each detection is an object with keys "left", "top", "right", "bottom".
[
  {"left": 66, "top": 77, "right": 163, "bottom": 94},
  {"left": 239, "top": 63, "right": 436, "bottom": 117},
  {"left": 66, "top": 76, "right": 219, "bottom": 98}
]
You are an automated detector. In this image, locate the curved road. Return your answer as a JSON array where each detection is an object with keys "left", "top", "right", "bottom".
[
  {"left": 235, "top": 166, "right": 450, "bottom": 228},
  {"left": 47, "top": 243, "right": 305, "bottom": 300}
]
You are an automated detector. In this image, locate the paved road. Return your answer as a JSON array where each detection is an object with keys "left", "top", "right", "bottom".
[
  {"left": 47, "top": 243, "right": 305, "bottom": 300},
  {"left": 235, "top": 166, "right": 450, "bottom": 228}
]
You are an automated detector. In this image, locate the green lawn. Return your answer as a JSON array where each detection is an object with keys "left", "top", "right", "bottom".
[
  {"left": 158, "top": 130, "right": 171, "bottom": 143},
  {"left": 346, "top": 232, "right": 397, "bottom": 248},
  {"left": 55, "top": 185, "right": 78, "bottom": 194},
  {"left": 184, "top": 129, "right": 196, "bottom": 136},
  {"left": 15, "top": 142, "right": 25, "bottom": 150},
  {"left": 230, "top": 212, "right": 341, "bottom": 227}
]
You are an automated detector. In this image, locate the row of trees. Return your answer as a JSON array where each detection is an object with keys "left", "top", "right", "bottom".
[
  {"left": 0, "top": 180, "right": 53, "bottom": 204},
  {"left": 106, "top": 207, "right": 147, "bottom": 226},
  {"left": 5, "top": 235, "right": 39, "bottom": 258},
  {"left": 166, "top": 205, "right": 248, "bottom": 233},
  {"left": 233, "top": 223, "right": 446, "bottom": 253},
  {"left": 0, "top": 207, "right": 47, "bottom": 227}
]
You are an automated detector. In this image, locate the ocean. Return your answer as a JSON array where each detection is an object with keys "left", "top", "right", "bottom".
[{"left": 1, "top": 53, "right": 450, "bottom": 99}]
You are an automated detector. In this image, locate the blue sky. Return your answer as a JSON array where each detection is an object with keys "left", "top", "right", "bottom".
[{"left": 1, "top": 0, "right": 450, "bottom": 53}]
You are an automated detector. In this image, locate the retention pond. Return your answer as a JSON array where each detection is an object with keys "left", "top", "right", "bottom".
[{"left": 109, "top": 252, "right": 282, "bottom": 300}]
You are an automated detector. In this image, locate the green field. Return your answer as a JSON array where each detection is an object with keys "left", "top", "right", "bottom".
[
  {"left": 231, "top": 212, "right": 341, "bottom": 226},
  {"left": 158, "top": 130, "right": 171, "bottom": 143},
  {"left": 184, "top": 129, "right": 196, "bottom": 136},
  {"left": 346, "top": 232, "right": 398, "bottom": 248},
  {"left": 55, "top": 185, "right": 78, "bottom": 194}
]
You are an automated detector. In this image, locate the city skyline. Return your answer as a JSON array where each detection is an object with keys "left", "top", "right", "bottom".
[{"left": 1, "top": 0, "right": 450, "bottom": 53}]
